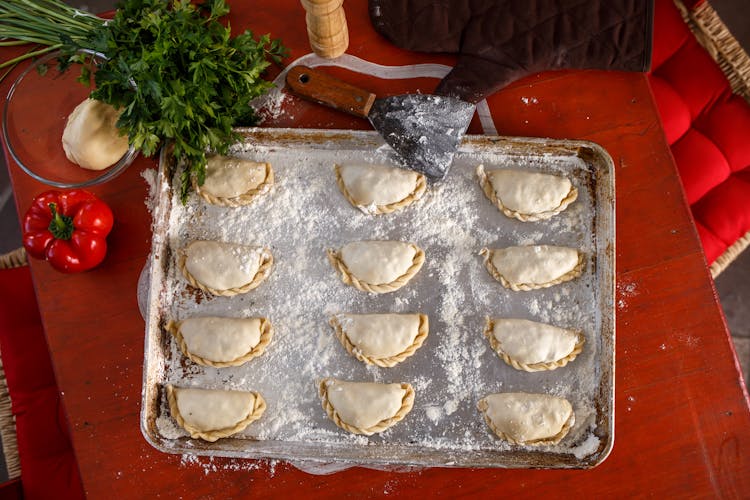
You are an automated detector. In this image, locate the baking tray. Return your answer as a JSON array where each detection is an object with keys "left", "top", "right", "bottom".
[{"left": 140, "top": 127, "right": 615, "bottom": 469}]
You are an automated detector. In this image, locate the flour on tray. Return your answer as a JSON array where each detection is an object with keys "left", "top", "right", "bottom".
[{"left": 143, "top": 130, "right": 611, "bottom": 467}]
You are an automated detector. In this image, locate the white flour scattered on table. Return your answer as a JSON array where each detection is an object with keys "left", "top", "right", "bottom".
[{"left": 179, "top": 453, "right": 279, "bottom": 476}]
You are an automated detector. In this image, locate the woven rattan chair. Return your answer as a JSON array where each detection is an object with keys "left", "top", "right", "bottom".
[
  {"left": 673, "top": 0, "right": 750, "bottom": 277},
  {"left": 0, "top": 248, "right": 26, "bottom": 483}
]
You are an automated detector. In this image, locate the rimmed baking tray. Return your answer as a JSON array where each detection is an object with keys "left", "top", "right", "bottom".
[{"left": 140, "top": 127, "right": 615, "bottom": 469}]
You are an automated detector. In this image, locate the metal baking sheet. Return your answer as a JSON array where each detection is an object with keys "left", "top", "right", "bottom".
[{"left": 141, "top": 128, "right": 615, "bottom": 469}]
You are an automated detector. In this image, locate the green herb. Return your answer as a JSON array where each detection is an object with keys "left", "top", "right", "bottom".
[
  {"left": 0, "top": 1, "right": 105, "bottom": 81},
  {"left": 1, "top": 0, "right": 287, "bottom": 201}
]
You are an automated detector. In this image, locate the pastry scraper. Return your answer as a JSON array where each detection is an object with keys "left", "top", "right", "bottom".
[{"left": 285, "top": 65, "right": 475, "bottom": 180}]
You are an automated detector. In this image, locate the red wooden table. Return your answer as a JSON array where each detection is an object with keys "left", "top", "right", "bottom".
[{"left": 2, "top": 1, "right": 750, "bottom": 497}]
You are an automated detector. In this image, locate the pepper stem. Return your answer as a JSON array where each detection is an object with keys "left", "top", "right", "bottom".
[{"left": 48, "top": 203, "right": 74, "bottom": 240}]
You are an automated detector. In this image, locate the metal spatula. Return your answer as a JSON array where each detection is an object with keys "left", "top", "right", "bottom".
[{"left": 285, "top": 65, "right": 475, "bottom": 180}]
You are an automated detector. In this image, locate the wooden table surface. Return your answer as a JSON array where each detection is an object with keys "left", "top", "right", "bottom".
[{"left": 2, "top": 1, "right": 749, "bottom": 497}]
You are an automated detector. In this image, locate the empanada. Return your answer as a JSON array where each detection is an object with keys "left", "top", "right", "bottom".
[
  {"left": 167, "top": 316, "right": 274, "bottom": 368},
  {"left": 335, "top": 163, "right": 426, "bottom": 214},
  {"left": 319, "top": 378, "right": 414, "bottom": 435},
  {"left": 179, "top": 240, "right": 273, "bottom": 296},
  {"left": 484, "top": 318, "right": 584, "bottom": 372},
  {"left": 477, "top": 392, "right": 574, "bottom": 445},
  {"left": 476, "top": 165, "right": 577, "bottom": 221},
  {"left": 327, "top": 240, "right": 425, "bottom": 293},
  {"left": 480, "top": 245, "right": 583, "bottom": 291},
  {"left": 166, "top": 385, "right": 266, "bottom": 442},
  {"left": 195, "top": 155, "right": 274, "bottom": 207},
  {"left": 329, "top": 313, "right": 428, "bottom": 367}
]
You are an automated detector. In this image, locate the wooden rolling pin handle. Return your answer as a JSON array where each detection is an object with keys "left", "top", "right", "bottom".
[
  {"left": 301, "top": 0, "right": 348, "bottom": 58},
  {"left": 285, "top": 66, "right": 375, "bottom": 119},
  {"left": 300, "top": 0, "right": 343, "bottom": 16}
]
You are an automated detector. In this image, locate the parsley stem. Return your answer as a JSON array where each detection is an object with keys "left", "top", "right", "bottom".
[
  {"left": 0, "top": 0, "right": 104, "bottom": 45},
  {"left": 0, "top": 44, "right": 58, "bottom": 70}
]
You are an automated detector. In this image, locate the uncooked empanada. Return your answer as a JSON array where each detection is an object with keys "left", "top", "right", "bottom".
[
  {"left": 484, "top": 318, "right": 584, "bottom": 371},
  {"left": 327, "top": 240, "right": 425, "bottom": 293},
  {"left": 476, "top": 165, "right": 577, "bottom": 221},
  {"left": 195, "top": 155, "right": 274, "bottom": 207},
  {"left": 477, "top": 392, "right": 574, "bottom": 445},
  {"left": 480, "top": 245, "right": 583, "bottom": 291},
  {"left": 166, "top": 385, "right": 266, "bottom": 442},
  {"left": 179, "top": 240, "right": 273, "bottom": 296},
  {"left": 319, "top": 378, "right": 414, "bottom": 435},
  {"left": 335, "top": 163, "right": 426, "bottom": 214},
  {"left": 329, "top": 313, "right": 428, "bottom": 367},
  {"left": 167, "top": 316, "right": 274, "bottom": 368}
]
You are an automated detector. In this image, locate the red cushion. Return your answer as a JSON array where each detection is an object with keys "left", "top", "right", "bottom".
[
  {"left": 651, "top": 0, "right": 692, "bottom": 70},
  {"left": 693, "top": 174, "right": 750, "bottom": 247},
  {"left": 695, "top": 94, "right": 750, "bottom": 173},
  {"left": 694, "top": 220, "right": 727, "bottom": 264},
  {"left": 649, "top": 0, "right": 750, "bottom": 266},
  {"left": 649, "top": 75, "right": 691, "bottom": 144},
  {"left": 0, "top": 266, "right": 84, "bottom": 500},
  {"left": 652, "top": 40, "right": 730, "bottom": 120},
  {"left": 670, "top": 128, "right": 731, "bottom": 204}
]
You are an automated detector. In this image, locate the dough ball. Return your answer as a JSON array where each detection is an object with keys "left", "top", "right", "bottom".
[{"left": 62, "top": 98, "right": 130, "bottom": 171}]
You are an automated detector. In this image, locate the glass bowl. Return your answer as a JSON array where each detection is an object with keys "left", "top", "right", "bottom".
[{"left": 2, "top": 50, "right": 138, "bottom": 188}]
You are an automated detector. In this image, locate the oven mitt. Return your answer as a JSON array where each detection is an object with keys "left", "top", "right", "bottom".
[{"left": 369, "top": 0, "right": 654, "bottom": 103}]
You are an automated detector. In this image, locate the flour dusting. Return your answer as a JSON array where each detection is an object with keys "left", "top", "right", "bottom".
[
  {"left": 570, "top": 432, "right": 600, "bottom": 459},
  {"left": 180, "top": 453, "right": 279, "bottom": 476},
  {"left": 141, "top": 168, "right": 158, "bottom": 214}
]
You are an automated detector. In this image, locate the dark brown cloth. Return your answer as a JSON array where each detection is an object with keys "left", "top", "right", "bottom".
[{"left": 369, "top": 0, "right": 654, "bottom": 103}]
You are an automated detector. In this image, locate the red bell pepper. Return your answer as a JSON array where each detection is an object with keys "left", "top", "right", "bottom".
[{"left": 22, "top": 190, "right": 114, "bottom": 273}]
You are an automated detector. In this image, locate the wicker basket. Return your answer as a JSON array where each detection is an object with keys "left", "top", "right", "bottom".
[{"left": 0, "top": 247, "right": 26, "bottom": 270}]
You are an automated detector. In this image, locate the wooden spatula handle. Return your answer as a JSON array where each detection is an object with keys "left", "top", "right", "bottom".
[{"left": 285, "top": 65, "right": 376, "bottom": 118}]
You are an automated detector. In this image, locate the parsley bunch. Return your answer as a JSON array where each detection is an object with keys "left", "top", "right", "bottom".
[{"left": 2, "top": 0, "right": 286, "bottom": 201}]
